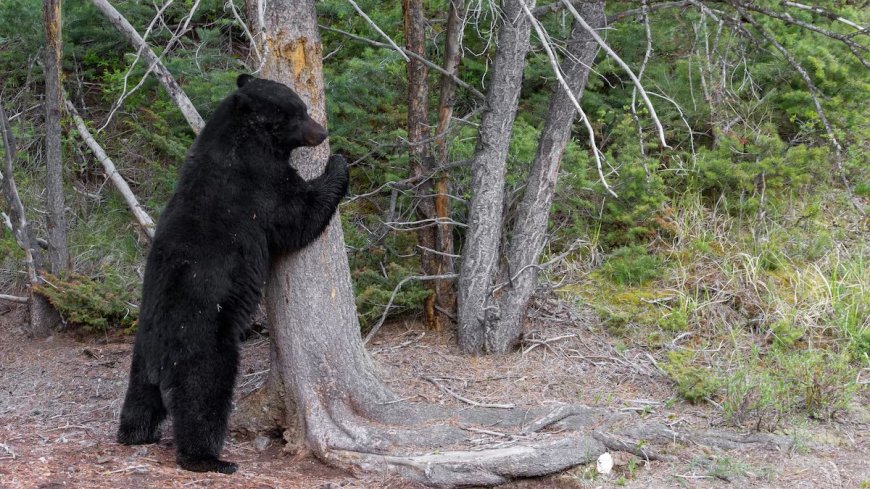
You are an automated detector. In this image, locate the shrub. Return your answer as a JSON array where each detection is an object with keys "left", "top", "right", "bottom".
[{"left": 34, "top": 272, "right": 138, "bottom": 333}]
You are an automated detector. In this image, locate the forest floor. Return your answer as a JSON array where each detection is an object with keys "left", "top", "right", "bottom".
[{"left": 0, "top": 299, "right": 868, "bottom": 489}]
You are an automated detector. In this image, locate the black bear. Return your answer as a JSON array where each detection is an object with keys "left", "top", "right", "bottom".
[{"left": 116, "top": 74, "right": 348, "bottom": 474}]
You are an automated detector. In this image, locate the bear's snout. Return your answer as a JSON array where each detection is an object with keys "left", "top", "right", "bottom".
[{"left": 301, "top": 118, "right": 328, "bottom": 147}]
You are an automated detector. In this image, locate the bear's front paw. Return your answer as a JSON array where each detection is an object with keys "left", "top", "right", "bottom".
[{"left": 327, "top": 154, "right": 349, "bottom": 195}]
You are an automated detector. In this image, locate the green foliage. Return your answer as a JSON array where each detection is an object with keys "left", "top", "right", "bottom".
[
  {"left": 663, "top": 350, "right": 720, "bottom": 404},
  {"left": 34, "top": 272, "right": 138, "bottom": 333},
  {"left": 602, "top": 245, "right": 663, "bottom": 286}
]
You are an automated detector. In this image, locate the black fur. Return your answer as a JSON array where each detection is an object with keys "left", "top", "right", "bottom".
[{"left": 116, "top": 75, "right": 348, "bottom": 474}]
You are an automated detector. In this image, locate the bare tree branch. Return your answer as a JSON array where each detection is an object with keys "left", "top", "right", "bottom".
[
  {"left": 91, "top": 0, "right": 205, "bottom": 133},
  {"left": 560, "top": 0, "right": 670, "bottom": 148},
  {"left": 731, "top": 0, "right": 869, "bottom": 69},
  {"left": 319, "top": 25, "right": 485, "bottom": 100},
  {"left": 780, "top": 1, "right": 868, "bottom": 32},
  {"left": 66, "top": 99, "right": 157, "bottom": 239},
  {"left": 520, "top": 2, "right": 616, "bottom": 198},
  {"left": 363, "top": 273, "right": 458, "bottom": 344},
  {"left": 346, "top": 0, "right": 409, "bottom": 61},
  {"left": 0, "top": 103, "right": 40, "bottom": 282}
]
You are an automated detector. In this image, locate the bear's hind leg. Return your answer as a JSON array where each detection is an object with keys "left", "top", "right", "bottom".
[
  {"left": 117, "top": 348, "right": 167, "bottom": 445},
  {"left": 167, "top": 345, "right": 239, "bottom": 474}
]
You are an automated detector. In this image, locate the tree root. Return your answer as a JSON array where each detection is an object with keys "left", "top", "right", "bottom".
[{"left": 268, "top": 395, "right": 792, "bottom": 487}]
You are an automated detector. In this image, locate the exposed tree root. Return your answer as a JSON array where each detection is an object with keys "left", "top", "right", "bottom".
[{"left": 235, "top": 383, "right": 793, "bottom": 488}]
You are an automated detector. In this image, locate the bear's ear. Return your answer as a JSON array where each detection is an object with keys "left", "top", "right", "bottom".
[{"left": 237, "top": 74, "right": 255, "bottom": 89}]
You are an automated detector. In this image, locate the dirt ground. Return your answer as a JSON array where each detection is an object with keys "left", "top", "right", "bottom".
[{"left": 0, "top": 300, "right": 868, "bottom": 489}]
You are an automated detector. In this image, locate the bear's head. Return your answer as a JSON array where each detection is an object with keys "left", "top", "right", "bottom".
[{"left": 234, "top": 74, "right": 328, "bottom": 150}]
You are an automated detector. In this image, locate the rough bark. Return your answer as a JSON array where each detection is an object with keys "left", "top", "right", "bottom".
[
  {"left": 90, "top": 0, "right": 205, "bottom": 133},
  {"left": 488, "top": 4, "right": 604, "bottom": 353},
  {"left": 43, "top": 0, "right": 69, "bottom": 274},
  {"left": 457, "top": 0, "right": 536, "bottom": 354},
  {"left": 403, "top": 0, "right": 441, "bottom": 331},
  {"left": 429, "top": 0, "right": 464, "bottom": 321},
  {"left": 65, "top": 100, "right": 156, "bottom": 240}
]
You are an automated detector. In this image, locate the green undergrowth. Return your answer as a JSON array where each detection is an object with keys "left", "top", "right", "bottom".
[
  {"left": 561, "top": 191, "right": 868, "bottom": 431},
  {"left": 34, "top": 271, "right": 139, "bottom": 333}
]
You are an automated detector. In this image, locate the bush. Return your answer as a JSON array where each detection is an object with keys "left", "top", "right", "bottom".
[
  {"left": 602, "top": 245, "right": 663, "bottom": 286},
  {"left": 34, "top": 272, "right": 138, "bottom": 333}
]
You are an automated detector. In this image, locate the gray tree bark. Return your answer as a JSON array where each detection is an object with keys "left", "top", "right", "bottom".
[
  {"left": 0, "top": 102, "right": 57, "bottom": 338},
  {"left": 457, "top": 0, "right": 536, "bottom": 354},
  {"left": 43, "top": 0, "right": 69, "bottom": 274},
  {"left": 488, "top": 3, "right": 605, "bottom": 353}
]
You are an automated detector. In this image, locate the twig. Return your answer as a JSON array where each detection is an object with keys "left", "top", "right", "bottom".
[
  {"left": 519, "top": 3, "right": 616, "bottom": 197},
  {"left": 363, "top": 273, "right": 459, "bottom": 344},
  {"left": 422, "top": 376, "right": 515, "bottom": 409},
  {"left": 346, "top": 0, "right": 409, "bottom": 61},
  {"left": 560, "top": 0, "right": 669, "bottom": 149}
]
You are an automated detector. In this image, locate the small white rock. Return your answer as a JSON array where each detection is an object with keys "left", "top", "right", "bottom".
[{"left": 596, "top": 452, "right": 613, "bottom": 474}]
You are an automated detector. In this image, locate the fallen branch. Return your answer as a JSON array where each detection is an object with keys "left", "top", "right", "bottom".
[
  {"left": 90, "top": 0, "right": 205, "bottom": 133},
  {"left": 65, "top": 99, "right": 157, "bottom": 239},
  {"left": 422, "top": 376, "right": 516, "bottom": 409},
  {"left": 0, "top": 294, "right": 28, "bottom": 304}
]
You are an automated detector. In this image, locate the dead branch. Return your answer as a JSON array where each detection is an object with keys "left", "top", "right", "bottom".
[
  {"left": 346, "top": 0, "right": 409, "bottom": 61},
  {"left": 0, "top": 103, "right": 40, "bottom": 282},
  {"left": 0, "top": 294, "right": 29, "bottom": 303},
  {"left": 731, "top": 0, "right": 869, "bottom": 69},
  {"left": 319, "top": 25, "right": 485, "bottom": 100},
  {"left": 735, "top": 7, "right": 862, "bottom": 215},
  {"left": 519, "top": 3, "right": 616, "bottom": 197},
  {"left": 65, "top": 99, "right": 157, "bottom": 240},
  {"left": 90, "top": 0, "right": 205, "bottom": 133},
  {"left": 421, "top": 376, "right": 516, "bottom": 409},
  {"left": 780, "top": 1, "right": 868, "bottom": 32},
  {"left": 560, "top": 0, "right": 669, "bottom": 149}
]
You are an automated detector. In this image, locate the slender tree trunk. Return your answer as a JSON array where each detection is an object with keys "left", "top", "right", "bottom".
[
  {"left": 1, "top": 102, "right": 57, "bottom": 337},
  {"left": 488, "top": 3, "right": 604, "bottom": 353},
  {"left": 429, "top": 0, "right": 464, "bottom": 321},
  {"left": 43, "top": 0, "right": 69, "bottom": 274},
  {"left": 457, "top": 0, "right": 536, "bottom": 354},
  {"left": 402, "top": 0, "right": 442, "bottom": 330}
]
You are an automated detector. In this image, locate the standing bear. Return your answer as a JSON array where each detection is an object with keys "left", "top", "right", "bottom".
[{"left": 116, "top": 74, "right": 348, "bottom": 474}]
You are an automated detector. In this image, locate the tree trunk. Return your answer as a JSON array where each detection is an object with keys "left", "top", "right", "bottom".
[
  {"left": 429, "top": 0, "right": 464, "bottom": 322},
  {"left": 43, "top": 0, "right": 69, "bottom": 274},
  {"left": 457, "top": 0, "right": 536, "bottom": 354},
  {"left": 488, "top": 3, "right": 605, "bottom": 353},
  {"left": 0, "top": 102, "right": 57, "bottom": 337},
  {"left": 402, "top": 0, "right": 441, "bottom": 330}
]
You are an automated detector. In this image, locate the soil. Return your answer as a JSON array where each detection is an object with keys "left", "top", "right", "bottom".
[{"left": 0, "top": 300, "right": 868, "bottom": 489}]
